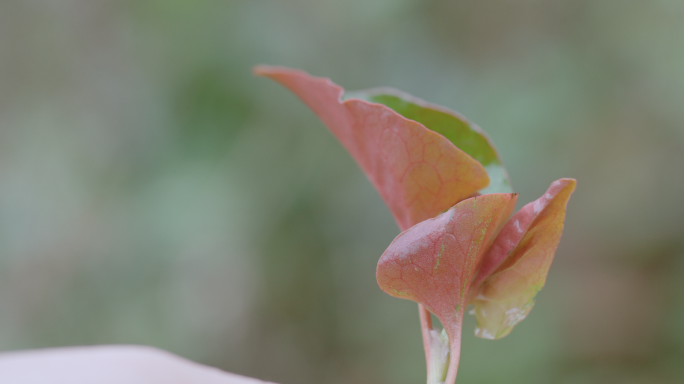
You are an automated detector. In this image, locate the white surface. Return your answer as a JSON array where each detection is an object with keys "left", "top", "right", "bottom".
[{"left": 0, "top": 345, "right": 275, "bottom": 384}]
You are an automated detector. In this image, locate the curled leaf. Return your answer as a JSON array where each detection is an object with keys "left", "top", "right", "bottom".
[
  {"left": 376, "top": 193, "right": 517, "bottom": 383},
  {"left": 254, "top": 66, "right": 489, "bottom": 230},
  {"left": 469, "top": 179, "right": 576, "bottom": 340},
  {"left": 346, "top": 89, "right": 512, "bottom": 194}
]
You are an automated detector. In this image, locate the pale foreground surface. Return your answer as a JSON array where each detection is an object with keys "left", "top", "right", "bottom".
[{"left": 0, "top": 345, "right": 275, "bottom": 384}]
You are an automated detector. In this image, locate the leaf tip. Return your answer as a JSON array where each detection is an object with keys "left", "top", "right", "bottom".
[
  {"left": 252, "top": 64, "right": 307, "bottom": 79},
  {"left": 252, "top": 64, "right": 273, "bottom": 77},
  {"left": 553, "top": 178, "right": 577, "bottom": 194},
  {"left": 253, "top": 64, "right": 294, "bottom": 77}
]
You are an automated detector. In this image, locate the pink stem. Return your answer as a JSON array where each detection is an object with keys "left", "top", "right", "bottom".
[
  {"left": 443, "top": 332, "right": 462, "bottom": 384},
  {"left": 443, "top": 305, "right": 466, "bottom": 384},
  {"left": 418, "top": 303, "right": 433, "bottom": 380}
]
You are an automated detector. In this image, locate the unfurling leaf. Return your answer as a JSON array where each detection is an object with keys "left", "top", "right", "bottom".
[
  {"left": 377, "top": 193, "right": 517, "bottom": 383},
  {"left": 468, "top": 178, "right": 577, "bottom": 339},
  {"left": 254, "top": 66, "right": 489, "bottom": 230}
]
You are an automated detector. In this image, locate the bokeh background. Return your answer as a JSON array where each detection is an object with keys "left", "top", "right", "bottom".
[{"left": 1, "top": 1, "right": 683, "bottom": 383}]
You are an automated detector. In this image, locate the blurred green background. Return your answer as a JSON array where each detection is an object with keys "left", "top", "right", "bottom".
[{"left": 1, "top": 1, "right": 683, "bottom": 383}]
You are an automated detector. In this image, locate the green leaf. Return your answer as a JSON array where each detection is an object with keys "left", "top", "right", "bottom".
[{"left": 346, "top": 89, "right": 512, "bottom": 194}]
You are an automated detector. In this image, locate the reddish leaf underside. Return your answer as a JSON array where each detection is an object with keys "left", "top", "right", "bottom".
[
  {"left": 345, "top": 89, "right": 513, "bottom": 194},
  {"left": 376, "top": 193, "right": 517, "bottom": 383},
  {"left": 254, "top": 65, "right": 489, "bottom": 231},
  {"left": 468, "top": 178, "right": 576, "bottom": 340}
]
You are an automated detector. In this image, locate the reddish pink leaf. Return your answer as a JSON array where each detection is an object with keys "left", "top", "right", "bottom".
[
  {"left": 468, "top": 179, "right": 576, "bottom": 339},
  {"left": 376, "top": 193, "right": 517, "bottom": 383},
  {"left": 256, "top": 65, "right": 577, "bottom": 383},
  {"left": 254, "top": 66, "right": 489, "bottom": 230}
]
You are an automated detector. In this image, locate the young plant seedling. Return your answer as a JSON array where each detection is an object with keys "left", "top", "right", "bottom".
[{"left": 255, "top": 66, "right": 575, "bottom": 384}]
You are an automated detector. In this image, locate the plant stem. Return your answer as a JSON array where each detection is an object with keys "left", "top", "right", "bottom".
[
  {"left": 442, "top": 304, "right": 466, "bottom": 384},
  {"left": 418, "top": 304, "right": 433, "bottom": 371},
  {"left": 443, "top": 332, "right": 461, "bottom": 384},
  {"left": 427, "top": 329, "right": 450, "bottom": 384}
]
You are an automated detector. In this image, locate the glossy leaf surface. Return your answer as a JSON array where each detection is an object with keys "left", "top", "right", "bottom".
[
  {"left": 346, "top": 89, "right": 512, "bottom": 194},
  {"left": 469, "top": 179, "right": 576, "bottom": 340},
  {"left": 254, "top": 66, "right": 489, "bottom": 230},
  {"left": 376, "top": 193, "right": 517, "bottom": 383}
]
